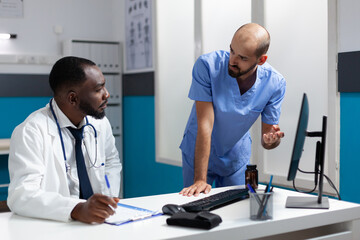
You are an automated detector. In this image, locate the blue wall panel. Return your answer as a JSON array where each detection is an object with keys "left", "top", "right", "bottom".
[
  {"left": 0, "top": 97, "right": 51, "bottom": 200},
  {"left": 0, "top": 97, "right": 51, "bottom": 138},
  {"left": 340, "top": 93, "right": 360, "bottom": 203},
  {"left": 123, "top": 96, "right": 183, "bottom": 198}
]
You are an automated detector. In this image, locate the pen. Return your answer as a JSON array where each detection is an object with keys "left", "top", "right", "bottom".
[
  {"left": 247, "top": 183, "right": 256, "bottom": 193},
  {"left": 105, "top": 174, "right": 112, "bottom": 197},
  {"left": 264, "top": 175, "right": 274, "bottom": 193},
  {"left": 266, "top": 175, "right": 273, "bottom": 193},
  {"left": 257, "top": 175, "right": 273, "bottom": 219},
  {"left": 247, "top": 184, "right": 262, "bottom": 206},
  {"left": 105, "top": 174, "right": 117, "bottom": 213}
]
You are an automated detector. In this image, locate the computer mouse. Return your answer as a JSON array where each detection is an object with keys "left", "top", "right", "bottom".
[{"left": 162, "top": 204, "right": 186, "bottom": 215}]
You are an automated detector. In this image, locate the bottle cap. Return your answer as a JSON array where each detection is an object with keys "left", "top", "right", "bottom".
[{"left": 246, "top": 164, "right": 257, "bottom": 170}]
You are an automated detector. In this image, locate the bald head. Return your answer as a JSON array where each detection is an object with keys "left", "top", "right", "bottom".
[{"left": 233, "top": 23, "right": 270, "bottom": 57}]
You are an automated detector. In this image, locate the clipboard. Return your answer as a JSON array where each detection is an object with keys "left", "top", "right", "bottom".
[{"left": 105, "top": 203, "right": 162, "bottom": 225}]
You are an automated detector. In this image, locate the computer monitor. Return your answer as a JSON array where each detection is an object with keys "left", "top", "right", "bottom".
[{"left": 285, "top": 93, "right": 329, "bottom": 209}]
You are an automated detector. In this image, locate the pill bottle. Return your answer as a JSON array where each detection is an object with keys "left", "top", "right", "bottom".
[{"left": 245, "top": 164, "right": 258, "bottom": 189}]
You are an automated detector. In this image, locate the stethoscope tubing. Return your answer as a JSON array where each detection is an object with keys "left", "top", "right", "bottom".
[{"left": 49, "top": 98, "right": 101, "bottom": 172}]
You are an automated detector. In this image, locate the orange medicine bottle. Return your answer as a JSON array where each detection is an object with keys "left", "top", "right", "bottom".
[{"left": 245, "top": 164, "right": 258, "bottom": 189}]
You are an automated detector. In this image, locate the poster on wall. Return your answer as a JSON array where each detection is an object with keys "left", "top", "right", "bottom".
[
  {"left": 125, "top": 0, "right": 153, "bottom": 73},
  {"left": 0, "top": 0, "right": 23, "bottom": 18}
]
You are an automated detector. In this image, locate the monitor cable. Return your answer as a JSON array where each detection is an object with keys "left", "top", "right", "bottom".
[{"left": 294, "top": 167, "right": 341, "bottom": 200}]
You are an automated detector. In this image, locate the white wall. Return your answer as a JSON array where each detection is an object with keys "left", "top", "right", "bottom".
[
  {"left": 338, "top": 0, "right": 360, "bottom": 52},
  {"left": 257, "top": 0, "right": 329, "bottom": 184},
  {"left": 0, "top": 0, "right": 124, "bottom": 73},
  {"left": 201, "top": 0, "right": 251, "bottom": 54},
  {"left": 155, "top": 0, "right": 195, "bottom": 166},
  {"left": 155, "top": 0, "right": 251, "bottom": 166}
]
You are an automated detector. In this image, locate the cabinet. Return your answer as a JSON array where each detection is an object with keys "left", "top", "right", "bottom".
[{"left": 63, "top": 40, "right": 123, "bottom": 197}]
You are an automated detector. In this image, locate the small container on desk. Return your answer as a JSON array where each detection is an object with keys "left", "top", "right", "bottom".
[
  {"left": 245, "top": 164, "right": 258, "bottom": 189},
  {"left": 249, "top": 191, "right": 273, "bottom": 221}
]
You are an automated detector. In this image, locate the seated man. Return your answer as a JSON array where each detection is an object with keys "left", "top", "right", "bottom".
[{"left": 7, "top": 56, "right": 122, "bottom": 223}]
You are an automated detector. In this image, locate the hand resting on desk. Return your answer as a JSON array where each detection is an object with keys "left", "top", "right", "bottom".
[
  {"left": 179, "top": 180, "right": 212, "bottom": 197},
  {"left": 71, "top": 194, "right": 119, "bottom": 224}
]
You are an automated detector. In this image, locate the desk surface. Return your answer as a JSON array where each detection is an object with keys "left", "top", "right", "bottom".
[{"left": 1, "top": 186, "right": 360, "bottom": 240}]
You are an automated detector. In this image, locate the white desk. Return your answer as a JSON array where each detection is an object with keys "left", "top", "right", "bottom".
[{"left": 0, "top": 186, "right": 359, "bottom": 240}]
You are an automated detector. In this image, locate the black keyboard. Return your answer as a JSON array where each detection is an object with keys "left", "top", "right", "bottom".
[{"left": 180, "top": 188, "right": 249, "bottom": 212}]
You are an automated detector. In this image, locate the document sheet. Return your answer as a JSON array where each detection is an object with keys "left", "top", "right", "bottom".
[{"left": 106, "top": 203, "right": 161, "bottom": 225}]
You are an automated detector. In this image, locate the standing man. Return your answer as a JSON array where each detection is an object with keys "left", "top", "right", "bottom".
[
  {"left": 7, "top": 56, "right": 122, "bottom": 223},
  {"left": 180, "top": 23, "right": 286, "bottom": 196}
]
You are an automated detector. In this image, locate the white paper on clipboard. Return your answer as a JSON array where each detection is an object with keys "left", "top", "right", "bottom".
[{"left": 105, "top": 203, "right": 161, "bottom": 225}]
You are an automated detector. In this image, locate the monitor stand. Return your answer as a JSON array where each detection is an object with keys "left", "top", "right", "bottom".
[{"left": 286, "top": 196, "right": 329, "bottom": 209}]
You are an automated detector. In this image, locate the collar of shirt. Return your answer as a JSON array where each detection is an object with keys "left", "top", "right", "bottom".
[{"left": 52, "top": 99, "right": 87, "bottom": 130}]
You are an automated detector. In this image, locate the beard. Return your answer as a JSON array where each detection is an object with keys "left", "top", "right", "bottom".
[
  {"left": 79, "top": 100, "right": 107, "bottom": 119},
  {"left": 228, "top": 61, "right": 258, "bottom": 78}
]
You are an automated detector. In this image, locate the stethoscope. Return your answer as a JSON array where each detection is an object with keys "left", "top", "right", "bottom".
[{"left": 49, "top": 98, "right": 104, "bottom": 174}]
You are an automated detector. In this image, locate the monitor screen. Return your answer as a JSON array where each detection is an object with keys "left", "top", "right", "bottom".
[
  {"left": 287, "top": 93, "right": 309, "bottom": 181},
  {"left": 285, "top": 93, "right": 329, "bottom": 209}
]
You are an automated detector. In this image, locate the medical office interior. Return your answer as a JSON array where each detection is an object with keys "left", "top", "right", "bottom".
[{"left": 0, "top": 0, "right": 359, "bottom": 209}]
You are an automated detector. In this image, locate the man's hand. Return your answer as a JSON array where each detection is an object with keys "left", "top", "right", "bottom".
[
  {"left": 262, "top": 124, "right": 284, "bottom": 149},
  {"left": 71, "top": 193, "right": 119, "bottom": 224},
  {"left": 179, "top": 180, "right": 211, "bottom": 197}
]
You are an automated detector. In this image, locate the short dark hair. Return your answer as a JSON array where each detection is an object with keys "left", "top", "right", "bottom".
[
  {"left": 254, "top": 36, "right": 270, "bottom": 58},
  {"left": 49, "top": 56, "right": 96, "bottom": 94}
]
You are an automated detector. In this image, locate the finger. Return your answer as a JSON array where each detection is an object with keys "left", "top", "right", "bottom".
[
  {"left": 194, "top": 186, "right": 204, "bottom": 197},
  {"left": 204, "top": 184, "right": 212, "bottom": 194},
  {"left": 96, "top": 201, "right": 118, "bottom": 217},
  {"left": 272, "top": 125, "right": 280, "bottom": 131},
  {"left": 90, "top": 196, "right": 117, "bottom": 215},
  {"left": 271, "top": 133, "right": 277, "bottom": 141},
  {"left": 93, "top": 202, "right": 116, "bottom": 216},
  {"left": 92, "top": 216, "right": 107, "bottom": 224},
  {"left": 263, "top": 134, "right": 269, "bottom": 142},
  {"left": 187, "top": 186, "right": 197, "bottom": 196},
  {"left": 108, "top": 197, "right": 119, "bottom": 209},
  {"left": 183, "top": 188, "right": 192, "bottom": 196},
  {"left": 266, "top": 133, "right": 273, "bottom": 143},
  {"left": 181, "top": 187, "right": 190, "bottom": 196},
  {"left": 85, "top": 203, "right": 113, "bottom": 221},
  {"left": 96, "top": 195, "right": 116, "bottom": 206},
  {"left": 113, "top": 197, "right": 120, "bottom": 208},
  {"left": 277, "top": 131, "right": 285, "bottom": 138},
  {"left": 92, "top": 209, "right": 111, "bottom": 221},
  {"left": 97, "top": 195, "right": 118, "bottom": 209},
  {"left": 179, "top": 188, "right": 187, "bottom": 195}
]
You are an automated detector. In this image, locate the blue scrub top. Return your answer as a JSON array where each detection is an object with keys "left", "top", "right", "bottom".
[{"left": 180, "top": 50, "right": 286, "bottom": 175}]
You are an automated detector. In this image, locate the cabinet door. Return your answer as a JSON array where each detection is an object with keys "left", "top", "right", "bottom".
[
  {"left": 105, "top": 75, "right": 115, "bottom": 104},
  {"left": 105, "top": 105, "right": 121, "bottom": 135},
  {"left": 72, "top": 42, "right": 91, "bottom": 59}
]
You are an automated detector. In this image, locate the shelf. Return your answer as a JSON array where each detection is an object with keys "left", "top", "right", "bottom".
[{"left": 0, "top": 139, "right": 10, "bottom": 155}]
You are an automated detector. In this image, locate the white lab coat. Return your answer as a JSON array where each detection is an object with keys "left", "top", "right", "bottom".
[{"left": 7, "top": 103, "right": 122, "bottom": 222}]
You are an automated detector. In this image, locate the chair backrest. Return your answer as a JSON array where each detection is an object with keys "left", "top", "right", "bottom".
[{"left": 0, "top": 200, "right": 10, "bottom": 212}]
